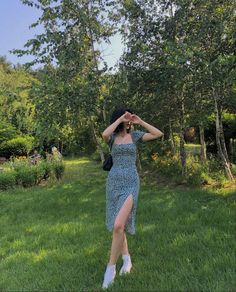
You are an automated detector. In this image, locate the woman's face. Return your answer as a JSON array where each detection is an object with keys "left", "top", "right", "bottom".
[
  {"left": 124, "top": 121, "right": 132, "bottom": 130},
  {"left": 124, "top": 111, "right": 133, "bottom": 130}
]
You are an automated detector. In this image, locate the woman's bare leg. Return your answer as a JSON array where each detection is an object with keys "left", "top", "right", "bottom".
[
  {"left": 108, "top": 195, "right": 133, "bottom": 265},
  {"left": 121, "top": 232, "right": 129, "bottom": 255}
]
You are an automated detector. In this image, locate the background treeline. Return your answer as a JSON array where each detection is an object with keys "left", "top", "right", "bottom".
[{"left": 0, "top": 0, "right": 235, "bottom": 185}]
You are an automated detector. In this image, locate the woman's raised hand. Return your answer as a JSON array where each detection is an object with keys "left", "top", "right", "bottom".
[
  {"left": 131, "top": 114, "right": 142, "bottom": 125},
  {"left": 119, "top": 112, "right": 143, "bottom": 125},
  {"left": 119, "top": 111, "right": 133, "bottom": 123}
]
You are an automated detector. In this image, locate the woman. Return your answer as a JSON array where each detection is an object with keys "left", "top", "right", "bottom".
[{"left": 101, "top": 108, "right": 164, "bottom": 289}]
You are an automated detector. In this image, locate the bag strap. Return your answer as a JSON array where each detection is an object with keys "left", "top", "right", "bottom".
[{"left": 108, "top": 133, "right": 115, "bottom": 151}]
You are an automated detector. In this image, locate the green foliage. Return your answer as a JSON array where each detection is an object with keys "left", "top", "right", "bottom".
[
  {"left": 11, "top": 158, "right": 39, "bottom": 187},
  {"left": 185, "top": 155, "right": 209, "bottom": 186},
  {"left": 185, "top": 143, "right": 201, "bottom": 156},
  {"left": 40, "top": 160, "right": 53, "bottom": 179},
  {"left": 231, "top": 163, "right": 236, "bottom": 176},
  {"left": 152, "top": 153, "right": 182, "bottom": 177},
  {"left": 0, "top": 57, "right": 36, "bottom": 135},
  {"left": 7, "top": 157, "right": 59, "bottom": 188},
  {"left": 0, "top": 136, "right": 34, "bottom": 157},
  {"left": 139, "top": 140, "right": 169, "bottom": 164},
  {"left": 0, "top": 0, "right": 235, "bottom": 176},
  {"left": 150, "top": 151, "right": 234, "bottom": 187},
  {"left": 52, "top": 160, "right": 65, "bottom": 180},
  {"left": 15, "top": 165, "right": 37, "bottom": 187},
  {"left": 90, "top": 149, "right": 102, "bottom": 162},
  {"left": 0, "top": 120, "right": 18, "bottom": 144},
  {"left": 0, "top": 170, "right": 16, "bottom": 190},
  {"left": 11, "top": 0, "right": 116, "bottom": 157}
]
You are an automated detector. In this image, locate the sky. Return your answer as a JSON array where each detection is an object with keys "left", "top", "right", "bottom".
[{"left": 0, "top": 0, "right": 124, "bottom": 69}]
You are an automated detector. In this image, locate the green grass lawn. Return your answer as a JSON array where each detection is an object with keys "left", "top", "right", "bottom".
[{"left": 0, "top": 157, "right": 235, "bottom": 291}]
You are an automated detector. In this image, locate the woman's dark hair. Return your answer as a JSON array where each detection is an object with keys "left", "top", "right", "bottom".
[{"left": 110, "top": 107, "right": 134, "bottom": 133}]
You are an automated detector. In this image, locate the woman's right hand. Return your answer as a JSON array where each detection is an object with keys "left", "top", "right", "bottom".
[{"left": 119, "top": 111, "right": 132, "bottom": 123}]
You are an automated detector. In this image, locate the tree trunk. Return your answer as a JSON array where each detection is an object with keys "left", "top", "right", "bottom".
[
  {"left": 61, "top": 141, "right": 64, "bottom": 155},
  {"left": 179, "top": 88, "right": 187, "bottom": 177},
  {"left": 86, "top": 1, "right": 106, "bottom": 162},
  {"left": 169, "top": 118, "right": 176, "bottom": 155},
  {"left": 209, "top": 68, "right": 234, "bottom": 180},
  {"left": 214, "top": 95, "right": 234, "bottom": 180},
  {"left": 199, "top": 123, "right": 207, "bottom": 162},
  {"left": 218, "top": 105, "right": 230, "bottom": 165},
  {"left": 179, "top": 129, "right": 187, "bottom": 177}
]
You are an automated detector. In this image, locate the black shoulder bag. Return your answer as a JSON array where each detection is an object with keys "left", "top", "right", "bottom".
[{"left": 102, "top": 134, "right": 114, "bottom": 171}]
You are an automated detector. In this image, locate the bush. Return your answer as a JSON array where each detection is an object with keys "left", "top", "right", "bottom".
[
  {"left": 151, "top": 152, "right": 230, "bottom": 186},
  {"left": 140, "top": 139, "right": 173, "bottom": 165},
  {"left": 0, "top": 156, "right": 65, "bottom": 189},
  {"left": 15, "top": 164, "right": 48, "bottom": 187},
  {"left": 0, "top": 120, "right": 18, "bottom": 144},
  {"left": 90, "top": 149, "right": 103, "bottom": 162},
  {"left": 152, "top": 152, "right": 182, "bottom": 177},
  {"left": 231, "top": 163, "right": 236, "bottom": 176},
  {"left": 185, "top": 155, "right": 209, "bottom": 186},
  {"left": 11, "top": 157, "right": 47, "bottom": 187},
  {"left": 40, "top": 160, "right": 53, "bottom": 179},
  {"left": 15, "top": 165, "right": 37, "bottom": 187},
  {"left": 0, "top": 170, "right": 16, "bottom": 190},
  {"left": 32, "top": 163, "right": 46, "bottom": 184},
  {"left": 52, "top": 160, "right": 65, "bottom": 180},
  {"left": 0, "top": 136, "right": 34, "bottom": 158}
]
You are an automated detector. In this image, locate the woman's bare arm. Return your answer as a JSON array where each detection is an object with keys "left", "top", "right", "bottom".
[
  {"left": 102, "top": 112, "right": 132, "bottom": 143},
  {"left": 140, "top": 120, "right": 164, "bottom": 141},
  {"left": 131, "top": 114, "right": 164, "bottom": 142}
]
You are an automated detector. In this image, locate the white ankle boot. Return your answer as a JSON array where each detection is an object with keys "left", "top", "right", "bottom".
[
  {"left": 119, "top": 254, "right": 132, "bottom": 275},
  {"left": 102, "top": 264, "right": 116, "bottom": 289}
]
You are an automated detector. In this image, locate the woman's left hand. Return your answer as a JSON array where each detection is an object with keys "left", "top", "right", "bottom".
[{"left": 131, "top": 114, "right": 142, "bottom": 125}]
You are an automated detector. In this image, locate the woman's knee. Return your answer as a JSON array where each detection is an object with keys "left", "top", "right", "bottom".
[{"left": 113, "top": 221, "right": 124, "bottom": 233}]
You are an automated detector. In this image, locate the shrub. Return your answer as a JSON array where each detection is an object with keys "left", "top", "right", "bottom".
[
  {"left": 210, "top": 170, "right": 228, "bottom": 186},
  {"left": 153, "top": 152, "right": 182, "bottom": 177},
  {"left": 12, "top": 157, "right": 46, "bottom": 187},
  {"left": 0, "top": 156, "right": 65, "bottom": 189},
  {"left": 52, "top": 160, "right": 65, "bottom": 180},
  {"left": 231, "top": 163, "right": 236, "bottom": 176},
  {"left": 0, "top": 170, "right": 16, "bottom": 190},
  {"left": 185, "top": 155, "right": 209, "bottom": 186},
  {"left": 90, "top": 149, "right": 102, "bottom": 162},
  {"left": 15, "top": 165, "right": 36, "bottom": 187},
  {"left": 140, "top": 139, "right": 173, "bottom": 165},
  {"left": 32, "top": 163, "right": 46, "bottom": 185},
  {"left": 0, "top": 136, "right": 34, "bottom": 158},
  {"left": 40, "top": 160, "right": 53, "bottom": 180},
  {"left": 0, "top": 120, "right": 18, "bottom": 144}
]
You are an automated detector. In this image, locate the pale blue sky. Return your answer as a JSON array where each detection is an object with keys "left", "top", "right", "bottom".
[{"left": 0, "top": 0, "right": 123, "bottom": 68}]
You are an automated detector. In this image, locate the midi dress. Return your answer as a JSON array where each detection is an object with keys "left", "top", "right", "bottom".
[{"left": 106, "top": 130, "right": 146, "bottom": 235}]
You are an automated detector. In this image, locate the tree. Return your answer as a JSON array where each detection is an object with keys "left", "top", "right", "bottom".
[{"left": 13, "top": 0, "right": 116, "bottom": 157}]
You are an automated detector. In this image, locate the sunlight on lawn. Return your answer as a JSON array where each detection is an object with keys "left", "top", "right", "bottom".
[
  {"left": 139, "top": 224, "right": 156, "bottom": 233},
  {"left": 62, "top": 183, "right": 73, "bottom": 189},
  {"left": 83, "top": 244, "right": 98, "bottom": 256},
  {"left": 64, "top": 158, "right": 91, "bottom": 166}
]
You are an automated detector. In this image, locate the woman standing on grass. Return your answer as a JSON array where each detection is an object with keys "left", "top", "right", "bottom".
[{"left": 101, "top": 108, "right": 164, "bottom": 289}]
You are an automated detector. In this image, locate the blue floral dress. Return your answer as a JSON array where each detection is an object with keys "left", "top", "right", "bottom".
[{"left": 106, "top": 130, "right": 146, "bottom": 235}]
